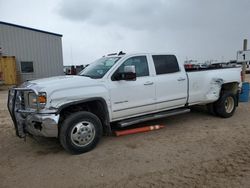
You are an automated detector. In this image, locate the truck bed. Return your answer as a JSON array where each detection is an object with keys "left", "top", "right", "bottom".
[
  {"left": 187, "top": 67, "right": 242, "bottom": 105},
  {"left": 184, "top": 62, "right": 240, "bottom": 72}
]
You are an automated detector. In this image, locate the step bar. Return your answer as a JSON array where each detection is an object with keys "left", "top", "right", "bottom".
[{"left": 117, "top": 108, "right": 190, "bottom": 128}]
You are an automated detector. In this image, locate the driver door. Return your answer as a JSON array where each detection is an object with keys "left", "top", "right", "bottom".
[{"left": 108, "top": 55, "right": 156, "bottom": 121}]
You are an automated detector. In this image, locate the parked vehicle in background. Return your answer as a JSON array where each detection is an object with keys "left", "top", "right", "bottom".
[
  {"left": 8, "top": 52, "right": 242, "bottom": 154},
  {"left": 233, "top": 61, "right": 250, "bottom": 73},
  {"left": 64, "top": 65, "right": 89, "bottom": 75}
]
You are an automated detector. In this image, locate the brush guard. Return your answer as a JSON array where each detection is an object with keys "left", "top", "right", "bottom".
[{"left": 7, "top": 88, "right": 39, "bottom": 138}]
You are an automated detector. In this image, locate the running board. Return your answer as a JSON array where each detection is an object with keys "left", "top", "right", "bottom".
[{"left": 117, "top": 108, "right": 190, "bottom": 128}]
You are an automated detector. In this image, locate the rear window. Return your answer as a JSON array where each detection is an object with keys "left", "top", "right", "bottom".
[{"left": 152, "top": 55, "right": 179, "bottom": 75}]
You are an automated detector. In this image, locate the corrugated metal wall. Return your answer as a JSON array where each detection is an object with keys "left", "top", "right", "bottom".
[{"left": 0, "top": 23, "right": 64, "bottom": 83}]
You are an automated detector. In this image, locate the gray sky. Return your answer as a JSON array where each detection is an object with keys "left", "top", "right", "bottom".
[{"left": 1, "top": 0, "right": 250, "bottom": 65}]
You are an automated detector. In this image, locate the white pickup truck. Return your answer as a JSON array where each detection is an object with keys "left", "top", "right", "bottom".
[{"left": 8, "top": 53, "right": 242, "bottom": 154}]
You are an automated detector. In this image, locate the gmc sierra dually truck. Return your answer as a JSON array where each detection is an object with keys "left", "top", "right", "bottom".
[{"left": 8, "top": 53, "right": 241, "bottom": 154}]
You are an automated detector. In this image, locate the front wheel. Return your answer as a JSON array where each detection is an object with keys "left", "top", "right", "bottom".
[
  {"left": 214, "top": 92, "right": 237, "bottom": 118},
  {"left": 59, "top": 111, "right": 103, "bottom": 154}
]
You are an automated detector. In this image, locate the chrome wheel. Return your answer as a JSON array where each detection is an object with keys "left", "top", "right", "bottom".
[
  {"left": 225, "top": 96, "right": 234, "bottom": 113},
  {"left": 70, "top": 121, "right": 96, "bottom": 147}
]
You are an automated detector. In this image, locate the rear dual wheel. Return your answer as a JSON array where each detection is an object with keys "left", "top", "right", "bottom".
[{"left": 207, "top": 92, "right": 236, "bottom": 118}]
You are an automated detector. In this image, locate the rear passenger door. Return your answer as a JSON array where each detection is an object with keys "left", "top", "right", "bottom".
[{"left": 152, "top": 55, "right": 187, "bottom": 111}]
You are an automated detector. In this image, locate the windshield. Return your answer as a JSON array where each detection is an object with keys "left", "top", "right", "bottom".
[{"left": 79, "top": 57, "right": 121, "bottom": 79}]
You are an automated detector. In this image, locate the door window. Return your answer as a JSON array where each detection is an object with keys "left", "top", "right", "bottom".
[
  {"left": 152, "top": 55, "right": 179, "bottom": 75},
  {"left": 115, "top": 56, "right": 149, "bottom": 78}
]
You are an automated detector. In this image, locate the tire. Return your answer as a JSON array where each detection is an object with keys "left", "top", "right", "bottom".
[
  {"left": 59, "top": 111, "right": 103, "bottom": 155},
  {"left": 214, "top": 92, "right": 236, "bottom": 118}
]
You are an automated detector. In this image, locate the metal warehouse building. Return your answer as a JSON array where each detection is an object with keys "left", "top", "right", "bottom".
[{"left": 0, "top": 21, "right": 63, "bottom": 83}]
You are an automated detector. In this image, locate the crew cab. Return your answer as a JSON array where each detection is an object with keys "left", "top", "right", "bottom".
[{"left": 7, "top": 52, "right": 242, "bottom": 154}]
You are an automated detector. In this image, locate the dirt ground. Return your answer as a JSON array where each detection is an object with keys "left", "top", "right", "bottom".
[{"left": 0, "top": 76, "right": 250, "bottom": 188}]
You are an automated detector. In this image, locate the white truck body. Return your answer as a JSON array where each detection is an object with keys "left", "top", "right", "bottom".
[
  {"left": 7, "top": 53, "right": 242, "bottom": 154},
  {"left": 25, "top": 53, "right": 240, "bottom": 121}
]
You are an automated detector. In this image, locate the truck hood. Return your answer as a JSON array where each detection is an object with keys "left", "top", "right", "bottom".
[
  {"left": 23, "top": 75, "right": 102, "bottom": 93},
  {"left": 20, "top": 75, "right": 109, "bottom": 109}
]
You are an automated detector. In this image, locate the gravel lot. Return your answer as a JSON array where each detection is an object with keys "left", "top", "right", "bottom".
[{"left": 0, "top": 75, "right": 250, "bottom": 188}]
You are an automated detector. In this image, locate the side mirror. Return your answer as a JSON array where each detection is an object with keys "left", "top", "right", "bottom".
[
  {"left": 114, "top": 65, "right": 136, "bottom": 81},
  {"left": 124, "top": 65, "right": 136, "bottom": 80}
]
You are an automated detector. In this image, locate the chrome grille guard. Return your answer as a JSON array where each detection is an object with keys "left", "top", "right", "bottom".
[{"left": 7, "top": 87, "right": 40, "bottom": 138}]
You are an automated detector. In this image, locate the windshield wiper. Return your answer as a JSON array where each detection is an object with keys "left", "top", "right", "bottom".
[
  {"left": 80, "top": 74, "right": 92, "bottom": 78},
  {"left": 80, "top": 74, "right": 101, "bottom": 79}
]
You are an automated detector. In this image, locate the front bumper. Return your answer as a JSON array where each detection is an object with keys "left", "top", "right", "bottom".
[{"left": 7, "top": 88, "right": 59, "bottom": 138}]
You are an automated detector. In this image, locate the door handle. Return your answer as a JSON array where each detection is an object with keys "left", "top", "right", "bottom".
[
  {"left": 144, "top": 81, "right": 154, "bottom": 86},
  {"left": 177, "top": 77, "right": 186, "bottom": 81}
]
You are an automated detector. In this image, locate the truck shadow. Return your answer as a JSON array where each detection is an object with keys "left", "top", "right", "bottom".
[{"left": 27, "top": 136, "right": 63, "bottom": 156}]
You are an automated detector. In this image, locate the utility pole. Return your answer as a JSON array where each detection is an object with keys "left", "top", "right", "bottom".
[{"left": 242, "top": 39, "right": 247, "bottom": 82}]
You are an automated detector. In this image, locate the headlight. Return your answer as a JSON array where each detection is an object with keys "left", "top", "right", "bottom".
[{"left": 28, "top": 92, "right": 47, "bottom": 109}]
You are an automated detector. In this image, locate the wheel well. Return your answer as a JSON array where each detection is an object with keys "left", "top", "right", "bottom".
[
  {"left": 58, "top": 100, "right": 111, "bottom": 135},
  {"left": 221, "top": 82, "right": 239, "bottom": 95}
]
